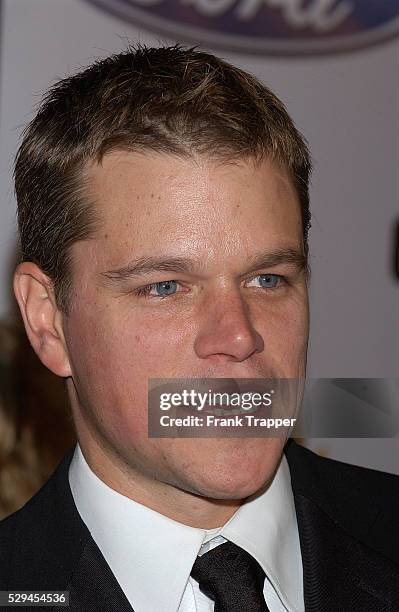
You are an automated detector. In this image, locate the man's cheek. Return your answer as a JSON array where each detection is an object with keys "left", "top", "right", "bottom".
[{"left": 111, "top": 407, "right": 147, "bottom": 440}]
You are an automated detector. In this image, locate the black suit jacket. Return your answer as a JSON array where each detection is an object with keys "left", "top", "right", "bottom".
[{"left": 1, "top": 439, "right": 399, "bottom": 612}]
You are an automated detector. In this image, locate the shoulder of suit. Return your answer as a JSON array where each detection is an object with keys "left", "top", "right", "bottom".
[
  {"left": 0, "top": 467, "right": 56, "bottom": 584},
  {"left": 285, "top": 439, "right": 399, "bottom": 497},
  {"left": 285, "top": 439, "right": 399, "bottom": 564},
  {"left": 0, "top": 447, "right": 90, "bottom": 588}
]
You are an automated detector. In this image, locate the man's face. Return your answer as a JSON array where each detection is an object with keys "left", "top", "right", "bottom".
[{"left": 63, "top": 152, "right": 309, "bottom": 501}]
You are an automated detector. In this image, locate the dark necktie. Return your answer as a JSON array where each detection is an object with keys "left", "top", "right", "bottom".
[{"left": 191, "top": 540, "right": 270, "bottom": 611}]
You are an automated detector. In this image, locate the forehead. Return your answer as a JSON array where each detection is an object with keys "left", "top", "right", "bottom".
[{"left": 82, "top": 151, "right": 303, "bottom": 264}]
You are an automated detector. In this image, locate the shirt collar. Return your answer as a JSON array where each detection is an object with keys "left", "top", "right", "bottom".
[{"left": 69, "top": 444, "right": 302, "bottom": 612}]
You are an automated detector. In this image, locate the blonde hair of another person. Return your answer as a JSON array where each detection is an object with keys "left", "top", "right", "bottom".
[{"left": 0, "top": 321, "right": 75, "bottom": 519}]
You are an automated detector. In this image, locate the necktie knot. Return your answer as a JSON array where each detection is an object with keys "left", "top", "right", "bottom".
[{"left": 191, "top": 540, "right": 269, "bottom": 611}]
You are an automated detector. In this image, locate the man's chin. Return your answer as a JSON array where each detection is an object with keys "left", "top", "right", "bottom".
[
  {"left": 158, "top": 436, "right": 286, "bottom": 505},
  {"left": 183, "top": 458, "right": 282, "bottom": 502},
  {"left": 194, "top": 481, "right": 271, "bottom": 502}
]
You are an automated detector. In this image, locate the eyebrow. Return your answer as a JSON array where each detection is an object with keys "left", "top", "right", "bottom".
[{"left": 101, "top": 248, "right": 308, "bottom": 283}]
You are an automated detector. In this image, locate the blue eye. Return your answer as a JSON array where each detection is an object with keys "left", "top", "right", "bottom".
[
  {"left": 153, "top": 280, "right": 178, "bottom": 296},
  {"left": 135, "top": 280, "right": 179, "bottom": 298},
  {"left": 258, "top": 274, "right": 280, "bottom": 288},
  {"left": 246, "top": 274, "right": 282, "bottom": 289}
]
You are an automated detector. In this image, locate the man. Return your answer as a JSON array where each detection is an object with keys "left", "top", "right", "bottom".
[{"left": 0, "top": 44, "right": 398, "bottom": 612}]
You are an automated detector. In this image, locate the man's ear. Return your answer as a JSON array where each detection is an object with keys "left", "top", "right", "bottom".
[{"left": 13, "top": 262, "right": 72, "bottom": 378}]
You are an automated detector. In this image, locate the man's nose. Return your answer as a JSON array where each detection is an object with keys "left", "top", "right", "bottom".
[{"left": 193, "top": 290, "right": 264, "bottom": 363}]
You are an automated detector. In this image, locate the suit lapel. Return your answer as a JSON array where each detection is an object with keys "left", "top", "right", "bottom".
[
  {"left": 294, "top": 493, "right": 399, "bottom": 611},
  {"left": 285, "top": 440, "right": 399, "bottom": 611},
  {"left": 65, "top": 538, "right": 134, "bottom": 612}
]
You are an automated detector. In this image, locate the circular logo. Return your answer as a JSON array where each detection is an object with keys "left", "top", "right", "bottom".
[{"left": 85, "top": 0, "right": 399, "bottom": 56}]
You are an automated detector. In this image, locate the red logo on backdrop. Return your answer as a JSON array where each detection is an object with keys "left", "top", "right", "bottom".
[{"left": 84, "top": 0, "right": 399, "bottom": 55}]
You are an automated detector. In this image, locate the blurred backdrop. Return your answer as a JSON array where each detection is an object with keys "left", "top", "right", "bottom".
[{"left": 0, "top": 0, "right": 398, "bottom": 517}]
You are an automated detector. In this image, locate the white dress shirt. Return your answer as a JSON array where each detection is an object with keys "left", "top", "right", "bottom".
[{"left": 69, "top": 444, "right": 304, "bottom": 612}]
